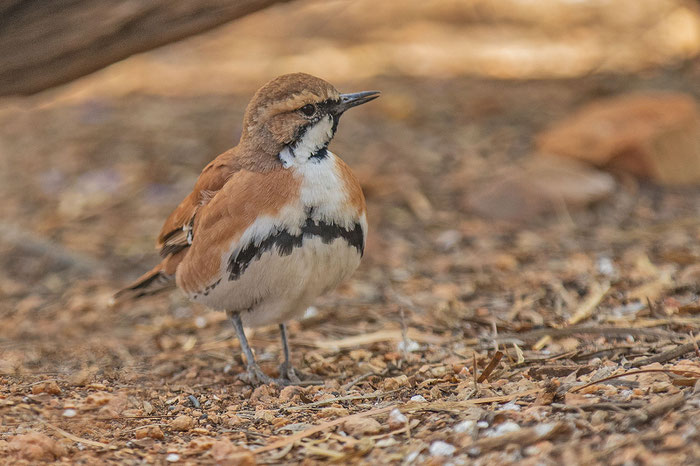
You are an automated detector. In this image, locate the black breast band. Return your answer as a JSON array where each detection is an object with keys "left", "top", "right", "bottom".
[{"left": 227, "top": 218, "right": 364, "bottom": 281}]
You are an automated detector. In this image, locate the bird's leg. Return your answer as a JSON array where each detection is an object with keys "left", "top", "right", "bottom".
[
  {"left": 277, "top": 323, "right": 301, "bottom": 383},
  {"left": 277, "top": 323, "right": 322, "bottom": 385},
  {"left": 229, "top": 312, "right": 275, "bottom": 386}
]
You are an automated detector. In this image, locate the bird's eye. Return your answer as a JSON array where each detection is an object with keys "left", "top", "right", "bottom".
[{"left": 300, "top": 104, "right": 316, "bottom": 117}]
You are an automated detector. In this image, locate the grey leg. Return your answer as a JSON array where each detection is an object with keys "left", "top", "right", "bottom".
[
  {"left": 278, "top": 323, "right": 301, "bottom": 383},
  {"left": 229, "top": 312, "right": 274, "bottom": 385}
]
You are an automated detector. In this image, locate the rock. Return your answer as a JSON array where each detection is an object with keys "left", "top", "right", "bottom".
[
  {"left": 382, "top": 374, "right": 410, "bottom": 391},
  {"left": 467, "top": 156, "right": 615, "bottom": 222},
  {"left": 135, "top": 426, "right": 165, "bottom": 440},
  {"left": 8, "top": 432, "right": 66, "bottom": 461},
  {"left": 210, "top": 439, "right": 256, "bottom": 466},
  {"left": 388, "top": 408, "right": 408, "bottom": 430},
  {"left": 31, "top": 381, "right": 61, "bottom": 395},
  {"left": 170, "top": 415, "right": 195, "bottom": 431},
  {"left": 429, "top": 440, "right": 456, "bottom": 457},
  {"left": 343, "top": 417, "right": 382, "bottom": 436},
  {"left": 537, "top": 93, "right": 700, "bottom": 185}
]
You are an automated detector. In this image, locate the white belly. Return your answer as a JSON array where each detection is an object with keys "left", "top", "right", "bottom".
[{"left": 192, "top": 235, "right": 362, "bottom": 327}]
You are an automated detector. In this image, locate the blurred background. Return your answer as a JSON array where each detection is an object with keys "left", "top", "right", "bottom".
[{"left": 2, "top": 0, "right": 700, "bottom": 394}]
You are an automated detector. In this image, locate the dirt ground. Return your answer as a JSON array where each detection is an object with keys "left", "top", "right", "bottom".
[{"left": 3, "top": 1, "right": 700, "bottom": 465}]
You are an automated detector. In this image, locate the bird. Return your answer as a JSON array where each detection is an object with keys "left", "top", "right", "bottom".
[{"left": 115, "top": 73, "right": 379, "bottom": 385}]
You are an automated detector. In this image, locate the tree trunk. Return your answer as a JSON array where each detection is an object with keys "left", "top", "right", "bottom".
[{"left": 0, "top": 0, "right": 291, "bottom": 97}]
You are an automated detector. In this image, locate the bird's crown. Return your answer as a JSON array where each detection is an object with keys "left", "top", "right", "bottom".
[{"left": 240, "top": 73, "right": 379, "bottom": 159}]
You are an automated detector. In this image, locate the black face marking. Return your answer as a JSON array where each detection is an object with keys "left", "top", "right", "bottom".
[
  {"left": 309, "top": 147, "right": 328, "bottom": 162},
  {"left": 227, "top": 218, "right": 364, "bottom": 281}
]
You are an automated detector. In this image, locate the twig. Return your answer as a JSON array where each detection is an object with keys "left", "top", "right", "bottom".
[
  {"left": 254, "top": 389, "right": 540, "bottom": 455},
  {"left": 499, "top": 326, "right": 673, "bottom": 343},
  {"left": 551, "top": 401, "right": 644, "bottom": 412},
  {"left": 463, "top": 422, "right": 570, "bottom": 454},
  {"left": 286, "top": 390, "right": 400, "bottom": 410},
  {"left": 571, "top": 369, "right": 700, "bottom": 393},
  {"left": 627, "top": 334, "right": 700, "bottom": 368},
  {"left": 42, "top": 421, "right": 111, "bottom": 449},
  {"left": 628, "top": 393, "right": 686, "bottom": 427},
  {"left": 477, "top": 351, "right": 503, "bottom": 383},
  {"left": 341, "top": 372, "right": 379, "bottom": 391},
  {"left": 253, "top": 405, "right": 395, "bottom": 454}
]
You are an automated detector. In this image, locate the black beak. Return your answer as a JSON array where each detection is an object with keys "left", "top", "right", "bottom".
[{"left": 334, "top": 90, "right": 380, "bottom": 114}]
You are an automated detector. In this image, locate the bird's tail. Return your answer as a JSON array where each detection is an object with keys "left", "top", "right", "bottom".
[
  {"left": 113, "top": 263, "right": 175, "bottom": 302},
  {"left": 113, "top": 251, "right": 184, "bottom": 303}
]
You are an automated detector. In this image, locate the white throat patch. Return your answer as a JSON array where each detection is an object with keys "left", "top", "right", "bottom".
[{"left": 279, "top": 115, "right": 334, "bottom": 168}]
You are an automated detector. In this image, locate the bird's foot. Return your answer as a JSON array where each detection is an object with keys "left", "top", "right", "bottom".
[
  {"left": 238, "top": 363, "right": 319, "bottom": 387},
  {"left": 238, "top": 364, "right": 278, "bottom": 386},
  {"left": 278, "top": 361, "right": 323, "bottom": 386}
]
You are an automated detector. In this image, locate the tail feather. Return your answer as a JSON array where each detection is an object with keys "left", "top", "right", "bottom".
[
  {"left": 113, "top": 264, "right": 175, "bottom": 302},
  {"left": 113, "top": 249, "right": 186, "bottom": 303}
]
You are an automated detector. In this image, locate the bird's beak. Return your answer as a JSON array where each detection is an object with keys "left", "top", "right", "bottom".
[{"left": 334, "top": 91, "right": 381, "bottom": 114}]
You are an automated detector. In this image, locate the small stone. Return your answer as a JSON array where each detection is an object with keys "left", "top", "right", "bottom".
[
  {"left": 31, "top": 381, "right": 61, "bottom": 395},
  {"left": 317, "top": 407, "right": 349, "bottom": 418},
  {"left": 454, "top": 420, "right": 476, "bottom": 434},
  {"left": 382, "top": 375, "right": 409, "bottom": 391},
  {"left": 343, "top": 417, "right": 382, "bottom": 436},
  {"left": 429, "top": 440, "right": 456, "bottom": 457},
  {"left": 62, "top": 409, "right": 77, "bottom": 418},
  {"left": 170, "top": 415, "right": 195, "bottom": 431},
  {"left": 410, "top": 395, "right": 427, "bottom": 403},
  {"left": 279, "top": 386, "right": 301, "bottom": 403},
  {"left": 254, "top": 409, "right": 274, "bottom": 422},
  {"left": 486, "top": 421, "right": 521, "bottom": 437},
  {"left": 249, "top": 385, "right": 274, "bottom": 404},
  {"left": 134, "top": 426, "right": 164, "bottom": 440},
  {"left": 166, "top": 453, "right": 180, "bottom": 462},
  {"left": 8, "top": 432, "right": 66, "bottom": 461},
  {"left": 210, "top": 439, "right": 255, "bottom": 465},
  {"left": 388, "top": 408, "right": 408, "bottom": 430}
]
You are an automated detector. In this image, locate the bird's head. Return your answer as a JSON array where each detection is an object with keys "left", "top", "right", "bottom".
[{"left": 241, "top": 73, "right": 379, "bottom": 160}]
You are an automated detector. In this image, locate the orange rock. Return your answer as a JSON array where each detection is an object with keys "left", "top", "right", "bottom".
[
  {"left": 8, "top": 432, "right": 66, "bottom": 461},
  {"left": 170, "top": 415, "right": 195, "bottom": 431},
  {"left": 343, "top": 416, "right": 382, "bottom": 436},
  {"left": 537, "top": 93, "right": 700, "bottom": 184},
  {"left": 210, "top": 439, "right": 255, "bottom": 466},
  {"left": 31, "top": 381, "right": 61, "bottom": 395}
]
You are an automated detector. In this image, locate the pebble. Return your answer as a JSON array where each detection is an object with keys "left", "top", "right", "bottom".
[
  {"left": 410, "top": 395, "right": 427, "bottom": 402},
  {"left": 165, "top": 453, "right": 180, "bottom": 462},
  {"left": 388, "top": 408, "right": 408, "bottom": 429},
  {"left": 62, "top": 409, "right": 77, "bottom": 418},
  {"left": 486, "top": 421, "right": 520, "bottom": 437},
  {"left": 429, "top": 440, "right": 456, "bottom": 457},
  {"left": 454, "top": 419, "right": 476, "bottom": 434}
]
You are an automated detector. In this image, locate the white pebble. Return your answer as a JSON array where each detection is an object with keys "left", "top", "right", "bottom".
[
  {"left": 429, "top": 440, "right": 456, "bottom": 457},
  {"left": 497, "top": 401, "right": 521, "bottom": 412},
  {"left": 477, "top": 421, "right": 489, "bottom": 428},
  {"left": 410, "top": 395, "right": 427, "bottom": 402},
  {"left": 454, "top": 419, "right": 476, "bottom": 434},
  {"left": 166, "top": 453, "right": 180, "bottom": 462},
  {"left": 486, "top": 421, "right": 521, "bottom": 437},
  {"left": 398, "top": 339, "right": 420, "bottom": 353},
  {"left": 535, "top": 423, "right": 555, "bottom": 437},
  {"left": 302, "top": 306, "right": 318, "bottom": 319},
  {"left": 388, "top": 408, "right": 407, "bottom": 426},
  {"left": 62, "top": 409, "right": 77, "bottom": 418},
  {"left": 194, "top": 316, "right": 207, "bottom": 328}
]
